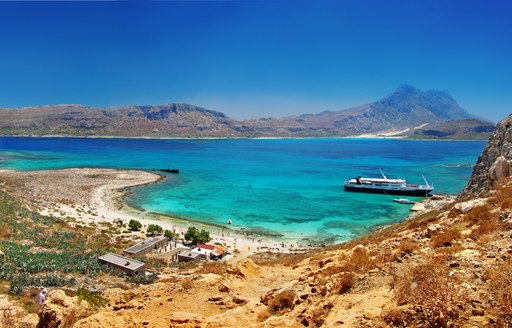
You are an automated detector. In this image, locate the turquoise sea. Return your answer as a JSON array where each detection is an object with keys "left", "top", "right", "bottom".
[{"left": 0, "top": 137, "right": 485, "bottom": 243}]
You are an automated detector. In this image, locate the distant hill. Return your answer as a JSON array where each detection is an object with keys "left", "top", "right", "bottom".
[
  {"left": 0, "top": 103, "right": 241, "bottom": 138},
  {"left": 0, "top": 85, "right": 494, "bottom": 139}
]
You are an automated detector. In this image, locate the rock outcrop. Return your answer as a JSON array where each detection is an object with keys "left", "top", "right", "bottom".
[{"left": 460, "top": 114, "right": 512, "bottom": 198}]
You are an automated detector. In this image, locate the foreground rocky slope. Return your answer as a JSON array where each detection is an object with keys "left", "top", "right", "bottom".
[
  {"left": 1, "top": 115, "right": 510, "bottom": 327},
  {"left": 0, "top": 85, "right": 493, "bottom": 139}
]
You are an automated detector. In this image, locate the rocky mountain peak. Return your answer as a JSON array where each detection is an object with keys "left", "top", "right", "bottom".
[{"left": 377, "top": 84, "right": 469, "bottom": 120}]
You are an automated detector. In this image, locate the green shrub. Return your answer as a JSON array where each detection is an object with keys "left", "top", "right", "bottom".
[
  {"left": 128, "top": 219, "right": 142, "bottom": 231},
  {"left": 147, "top": 224, "right": 163, "bottom": 236},
  {"left": 77, "top": 288, "right": 108, "bottom": 309},
  {"left": 184, "top": 226, "right": 211, "bottom": 245},
  {"left": 127, "top": 272, "right": 158, "bottom": 285},
  {"left": 164, "top": 230, "right": 179, "bottom": 240}
]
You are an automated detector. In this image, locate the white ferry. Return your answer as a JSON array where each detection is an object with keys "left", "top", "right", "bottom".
[{"left": 344, "top": 170, "right": 433, "bottom": 196}]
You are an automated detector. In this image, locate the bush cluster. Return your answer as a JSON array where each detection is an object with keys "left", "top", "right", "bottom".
[
  {"left": 184, "top": 226, "right": 211, "bottom": 245},
  {"left": 77, "top": 288, "right": 108, "bottom": 309}
]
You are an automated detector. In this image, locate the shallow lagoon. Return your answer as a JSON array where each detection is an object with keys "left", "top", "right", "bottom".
[{"left": 0, "top": 137, "right": 485, "bottom": 242}]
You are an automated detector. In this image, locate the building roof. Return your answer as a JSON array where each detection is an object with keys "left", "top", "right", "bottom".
[
  {"left": 124, "top": 236, "right": 167, "bottom": 254},
  {"left": 98, "top": 253, "right": 145, "bottom": 271},
  {"left": 196, "top": 243, "right": 216, "bottom": 250},
  {"left": 178, "top": 250, "right": 202, "bottom": 259},
  {"left": 212, "top": 247, "right": 224, "bottom": 257},
  {"left": 192, "top": 247, "right": 213, "bottom": 255}
]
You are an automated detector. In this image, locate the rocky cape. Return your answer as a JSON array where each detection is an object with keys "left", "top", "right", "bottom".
[
  {"left": 460, "top": 114, "right": 512, "bottom": 198},
  {"left": 0, "top": 85, "right": 494, "bottom": 139}
]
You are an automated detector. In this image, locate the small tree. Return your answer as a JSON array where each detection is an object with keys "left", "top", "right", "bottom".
[
  {"left": 184, "top": 226, "right": 198, "bottom": 243},
  {"left": 164, "top": 230, "right": 178, "bottom": 240},
  {"left": 184, "top": 226, "right": 211, "bottom": 245},
  {"left": 146, "top": 224, "right": 163, "bottom": 236},
  {"left": 128, "top": 219, "right": 142, "bottom": 231},
  {"left": 197, "top": 229, "right": 211, "bottom": 244}
]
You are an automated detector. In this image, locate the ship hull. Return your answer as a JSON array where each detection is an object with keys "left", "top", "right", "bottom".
[{"left": 344, "top": 185, "right": 432, "bottom": 196}]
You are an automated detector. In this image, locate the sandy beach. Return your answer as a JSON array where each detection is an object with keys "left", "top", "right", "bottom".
[{"left": 0, "top": 168, "right": 310, "bottom": 261}]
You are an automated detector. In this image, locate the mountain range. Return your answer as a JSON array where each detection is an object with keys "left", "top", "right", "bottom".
[{"left": 0, "top": 85, "right": 495, "bottom": 139}]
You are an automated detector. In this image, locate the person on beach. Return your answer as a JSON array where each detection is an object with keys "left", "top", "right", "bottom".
[{"left": 38, "top": 288, "right": 48, "bottom": 306}]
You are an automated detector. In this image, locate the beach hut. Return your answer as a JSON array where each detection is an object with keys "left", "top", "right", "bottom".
[
  {"left": 123, "top": 236, "right": 168, "bottom": 256},
  {"left": 98, "top": 253, "right": 145, "bottom": 275},
  {"left": 191, "top": 243, "right": 216, "bottom": 260},
  {"left": 177, "top": 250, "right": 202, "bottom": 263}
]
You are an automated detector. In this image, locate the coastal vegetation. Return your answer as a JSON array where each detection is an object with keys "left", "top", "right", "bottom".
[
  {"left": 0, "top": 182, "right": 155, "bottom": 301},
  {"left": 146, "top": 224, "right": 163, "bottom": 236},
  {"left": 76, "top": 288, "right": 107, "bottom": 309},
  {"left": 184, "top": 226, "right": 211, "bottom": 245},
  {"left": 128, "top": 219, "right": 142, "bottom": 231}
]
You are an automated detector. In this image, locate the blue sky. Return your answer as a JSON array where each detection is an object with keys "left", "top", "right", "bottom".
[{"left": 0, "top": 1, "right": 510, "bottom": 121}]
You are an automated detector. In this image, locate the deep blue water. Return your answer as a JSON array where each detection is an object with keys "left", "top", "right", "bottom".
[{"left": 0, "top": 137, "right": 485, "bottom": 242}]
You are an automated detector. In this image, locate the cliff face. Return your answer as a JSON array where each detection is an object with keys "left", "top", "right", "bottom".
[{"left": 460, "top": 114, "right": 512, "bottom": 198}]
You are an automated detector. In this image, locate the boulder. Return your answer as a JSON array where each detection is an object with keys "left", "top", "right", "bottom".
[
  {"left": 169, "top": 312, "right": 207, "bottom": 328},
  {"left": 489, "top": 156, "right": 511, "bottom": 185},
  {"left": 454, "top": 199, "right": 487, "bottom": 214},
  {"left": 36, "top": 307, "right": 61, "bottom": 328}
]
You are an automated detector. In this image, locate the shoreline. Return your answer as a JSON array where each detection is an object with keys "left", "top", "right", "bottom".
[
  {"left": 0, "top": 134, "right": 491, "bottom": 141},
  {"left": 0, "top": 167, "right": 455, "bottom": 261},
  {"left": 0, "top": 168, "right": 316, "bottom": 261}
]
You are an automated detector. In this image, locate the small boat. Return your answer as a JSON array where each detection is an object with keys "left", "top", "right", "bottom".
[
  {"left": 393, "top": 198, "right": 415, "bottom": 204},
  {"left": 344, "top": 169, "right": 433, "bottom": 197},
  {"left": 159, "top": 169, "right": 179, "bottom": 174},
  {"left": 159, "top": 161, "right": 179, "bottom": 174}
]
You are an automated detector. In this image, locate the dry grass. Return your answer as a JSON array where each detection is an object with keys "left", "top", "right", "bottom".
[
  {"left": 465, "top": 204, "right": 495, "bottom": 225},
  {"left": 485, "top": 259, "right": 512, "bottom": 325},
  {"left": 393, "top": 258, "right": 467, "bottom": 325},
  {"left": 431, "top": 228, "right": 462, "bottom": 248},
  {"left": 470, "top": 216, "right": 500, "bottom": 239},
  {"left": 333, "top": 272, "right": 355, "bottom": 294},
  {"left": 344, "top": 246, "right": 374, "bottom": 273},
  {"left": 267, "top": 289, "right": 296, "bottom": 314},
  {"left": 374, "top": 248, "right": 400, "bottom": 267},
  {"left": 382, "top": 308, "right": 408, "bottom": 327},
  {"left": 406, "top": 210, "right": 443, "bottom": 230},
  {"left": 180, "top": 278, "right": 195, "bottom": 290},
  {"left": 495, "top": 178, "right": 512, "bottom": 210},
  {"left": 0, "top": 224, "right": 12, "bottom": 238},
  {"left": 299, "top": 302, "right": 334, "bottom": 327},
  {"left": 197, "top": 261, "right": 228, "bottom": 275},
  {"left": 464, "top": 205, "right": 500, "bottom": 240},
  {"left": 397, "top": 240, "right": 419, "bottom": 255},
  {"left": 250, "top": 251, "right": 313, "bottom": 267}
]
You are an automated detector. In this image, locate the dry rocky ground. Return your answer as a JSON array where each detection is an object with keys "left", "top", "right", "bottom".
[
  {"left": 4, "top": 184, "right": 511, "bottom": 328},
  {"left": 0, "top": 176, "right": 510, "bottom": 327}
]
